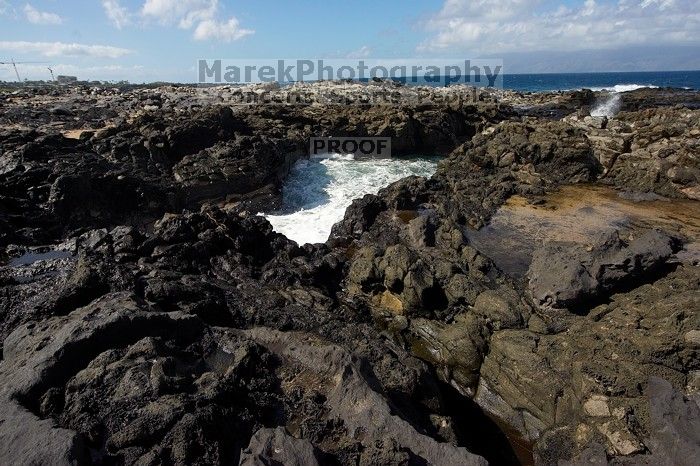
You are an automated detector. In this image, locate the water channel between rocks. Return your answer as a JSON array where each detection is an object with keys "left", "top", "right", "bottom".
[{"left": 262, "top": 153, "right": 440, "bottom": 244}]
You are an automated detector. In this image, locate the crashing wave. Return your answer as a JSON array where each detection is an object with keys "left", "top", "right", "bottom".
[
  {"left": 591, "top": 93, "right": 622, "bottom": 117},
  {"left": 589, "top": 84, "right": 658, "bottom": 117},
  {"left": 261, "top": 154, "right": 438, "bottom": 244},
  {"left": 589, "top": 83, "right": 659, "bottom": 93}
]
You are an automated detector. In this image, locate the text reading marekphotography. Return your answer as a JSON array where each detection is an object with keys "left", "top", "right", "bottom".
[{"left": 198, "top": 59, "right": 503, "bottom": 87}]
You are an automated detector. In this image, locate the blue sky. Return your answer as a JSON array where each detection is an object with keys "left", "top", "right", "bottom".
[{"left": 0, "top": 0, "right": 698, "bottom": 81}]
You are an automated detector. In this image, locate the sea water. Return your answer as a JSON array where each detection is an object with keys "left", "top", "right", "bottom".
[
  {"left": 262, "top": 154, "right": 438, "bottom": 245},
  {"left": 500, "top": 71, "right": 699, "bottom": 92},
  {"left": 264, "top": 71, "right": 700, "bottom": 244},
  {"left": 382, "top": 70, "right": 700, "bottom": 92}
]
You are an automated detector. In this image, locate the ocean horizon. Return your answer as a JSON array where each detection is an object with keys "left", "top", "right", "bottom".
[
  {"left": 501, "top": 70, "right": 700, "bottom": 92},
  {"left": 5, "top": 69, "right": 700, "bottom": 95},
  {"left": 377, "top": 69, "right": 700, "bottom": 93}
]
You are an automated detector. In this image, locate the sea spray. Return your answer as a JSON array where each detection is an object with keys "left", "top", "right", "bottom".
[
  {"left": 262, "top": 154, "right": 438, "bottom": 244},
  {"left": 588, "top": 84, "right": 659, "bottom": 92},
  {"left": 590, "top": 84, "right": 659, "bottom": 117},
  {"left": 591, "top": 92, "right": 622, "bottom": 117}
]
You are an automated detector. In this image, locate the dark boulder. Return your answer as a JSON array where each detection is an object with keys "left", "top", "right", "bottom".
[{"left": 527, "top": 229, "right": 680, "bottom": 312}]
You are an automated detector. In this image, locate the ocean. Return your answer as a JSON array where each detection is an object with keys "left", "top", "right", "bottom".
[
  {"left": 264, "top": 70, "right": 700, "bottom": 245},
  {"left": 501, "top": 70, "right": 700, "bottom": 92},
  {"left": 263, "top": 154, "right": 438, "bottom": 244},
  {"left": 389, "top": 70, "right": 700, "bottom": 93}
]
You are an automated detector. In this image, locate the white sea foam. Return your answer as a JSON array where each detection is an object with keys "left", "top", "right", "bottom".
[
  {"left": 588, "top": 84, "right": 659, "bottom": 92},
  {"left": 261, "top": 154, "right": 438, "bottom": 244},
  {"left": 590, "top": 93, "right": 622, "bottom": 117},
  {"left": 589, "top": 83, "right": 659, "bottom": 117}
]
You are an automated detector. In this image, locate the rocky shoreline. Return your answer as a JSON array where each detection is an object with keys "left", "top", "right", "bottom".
[{"left": 0, "top": 81, "right": 698, "bottom": 465}]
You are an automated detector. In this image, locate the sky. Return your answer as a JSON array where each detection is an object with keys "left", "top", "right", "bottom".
[{"left": 0, "top": 0, "right": 698, "bottom": 82}]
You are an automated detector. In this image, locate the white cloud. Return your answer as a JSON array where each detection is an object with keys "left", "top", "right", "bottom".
[
  {"left": 140, "top": 0, "right": 253, "bottom": 41},
  {"left": 0, "top": 41, "right": 132, "bottom": 58},
  {"left": 193, "top": 18, "right": 254, "bottom": 42},
  {"left": 0, "top": 0, "right": 18, "bottom": 19},
  {"left": 98, "top": 0, "right": 254, "bottom": 42},
  {"left": 142, "top": 0, "right": 214, "bottom": 27},
  {"left": 102, "top": 0, "right": 131, "bottom": 29},
  {"left": 23, "top": 3, "right": 62, "bottom": 25},
  {"left": 419, "top": 0, "right": 700, "bottom": 54},
  {"left": 346, "top": 45, "right": 372, "bottom": 58},
  {"left": 640, "top": 0, "right": 676, "bottom": 9}
]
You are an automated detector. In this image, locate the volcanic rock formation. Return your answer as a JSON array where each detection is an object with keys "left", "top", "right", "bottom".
[{"left": 1, "top": 81, "right": 698, "bottom": 465}]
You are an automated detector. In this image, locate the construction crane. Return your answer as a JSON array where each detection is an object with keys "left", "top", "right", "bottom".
[
  {"left": 0, "top": 59, "right": 47, "bottom": 82},
  {"left": 48, "top": 67, "right": 55, "bottom": 81}
]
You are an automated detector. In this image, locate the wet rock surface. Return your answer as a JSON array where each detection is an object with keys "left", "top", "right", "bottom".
[
  {"left": 527, "top": 229, "right": 680, "bottom": 312},
  {"left": 0, "top": 82, "right": 698, "bottom": 465}
]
